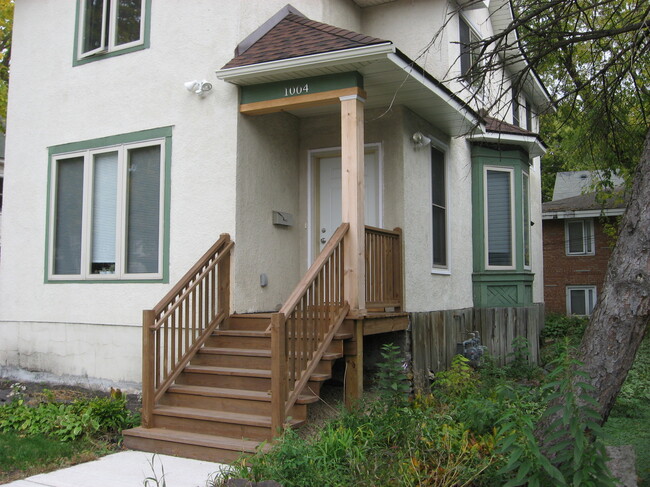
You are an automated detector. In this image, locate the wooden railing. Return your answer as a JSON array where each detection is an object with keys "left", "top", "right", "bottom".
[
  {"left": 270, "top": 223, "right": 350, "bottom": 434},
  {"left": 141, "top": 233, "right": 233, "bottom": 427},
  {"left": 365, "top": 226, "right": 403, "bottom": 312}
]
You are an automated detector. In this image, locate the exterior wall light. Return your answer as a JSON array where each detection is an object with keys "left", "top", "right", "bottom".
[
  {"left": 184, "top": 80, "right": 213, "bottom": 96},
  {"left": 412, "top": 132, "right": 432, "bottom": 149}
]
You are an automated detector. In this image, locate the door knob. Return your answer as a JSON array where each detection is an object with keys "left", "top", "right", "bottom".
[{"left": 321, "top": 237, "right": 327, "bottom": 244}]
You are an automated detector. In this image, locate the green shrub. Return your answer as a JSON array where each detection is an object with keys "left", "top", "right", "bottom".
[
  {"left": 0, "top": 392, "right": 138, "bottom": 442},
  {"left": 374, "top": 343, "right": 411, "bottom": 404}
]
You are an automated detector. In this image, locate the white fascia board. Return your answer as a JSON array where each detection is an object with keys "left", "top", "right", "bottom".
[
  {"left": 386, "top": 53, "right": 481, "bottom": 128},
  {"left": 542, "top": 208, "right": 626, "bottom": 220},
  {"left": 470, "top": 132, "right": 546, "bottom": 157},
  {"left": 216, "top": 43, "right": 395, "bottom": 85}
]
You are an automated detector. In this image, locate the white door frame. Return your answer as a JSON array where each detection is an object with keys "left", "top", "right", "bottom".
[{"left": 307, "top": 143, "right": 383, "bottom": 265}]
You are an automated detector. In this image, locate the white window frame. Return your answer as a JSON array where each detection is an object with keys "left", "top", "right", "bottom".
[
  {"left": 566, "top": 286, "right": 597, "bottom": 316},
  {"left": 522, "top": 171, "right": 531, "bottom": 269},
  {"left": 78, "top": 0, "right": 146, "bottom": 59},
  {"left": 48, "top": 139, "right": 165, "bottom": 281},
  {"left": 565, "top": 218, "right": 595, "bottom": 256},
  {"left": 430, "top": 140, "right": 451, "bottom": 274},
  {"left": 459, "top": 15, "right": 484, "bottom": 91},
  {"left": 484, "top": 166, "right": 516, "bottom": 270}
]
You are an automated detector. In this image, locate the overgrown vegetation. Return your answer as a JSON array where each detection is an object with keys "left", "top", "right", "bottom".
[
  {"left": 216, "top": 324, "right": 650, "bottom": 487},
  {"left": 219, "top": 332, "right": 645, "bottom": 487},
  {"left": 0, "top": 384, "right": 139, "bottom": 482}
]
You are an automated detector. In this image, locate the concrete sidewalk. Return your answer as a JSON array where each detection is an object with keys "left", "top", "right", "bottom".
[{"left": 4, "top": 451, "right": 228, "bottom": 487}]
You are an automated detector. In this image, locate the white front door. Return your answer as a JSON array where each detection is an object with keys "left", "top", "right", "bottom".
[{"left": 317, "top": 151, "right": 380, "bottom": 252}]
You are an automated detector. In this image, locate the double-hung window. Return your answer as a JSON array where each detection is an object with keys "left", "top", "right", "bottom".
[
  {"left": 431, "top": 146, "right": 448, "bottom": 270},
  {"left": 512, "top": 89, "right": 520, "bottom": 127},
  {"left": 565, "top": 219, "right": 594, "bottom": 255},
  {"left": 484, "top": 167, "right": 515, "bottom": 268},
  {"left": 77, "top": 0, "right": 147, "bottom": 60},
  {"left": 48, "top": 135, "right": 167, "bottom": 281},
  {"left": 567, "top": 286, "right": 596, "bottom": 315},
  {"left": 459, "top": 17, "right": 482, "bottom": 87}
]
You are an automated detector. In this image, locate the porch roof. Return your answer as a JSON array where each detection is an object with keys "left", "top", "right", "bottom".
[{"left": 216, "top": 6, "right": 481, "bottom": 137}]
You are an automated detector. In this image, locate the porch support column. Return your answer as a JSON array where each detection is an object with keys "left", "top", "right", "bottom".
[{"left": 340, "top": 94, "right": 366, "bottom": 314}]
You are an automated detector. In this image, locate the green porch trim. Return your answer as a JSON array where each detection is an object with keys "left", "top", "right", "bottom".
[
  {"left": 72, "top": 0, "right": 152, "bottom": 67},
  {"left": 471, "top": 144, "right": 533, "bottom": 307},
  {"left": 44, "top": 126, "right": 173, "bottom": 284},
  {"left": 240, "top": 72, "right": 364, "bottom": 104}
]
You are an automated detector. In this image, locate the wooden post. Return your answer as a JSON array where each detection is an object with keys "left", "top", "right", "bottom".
[
  {"left": 393, "top": 227, "right": 404, "bottom": 311},
  {"left": 141, "top": 309, "right": 156, "bottom": 428},
  {"left": 218, "top": 233, "right": 231, "bottom": 318},
  {"left": 344, "top": 319, "right": 364, "bottom": 408},
  {"left": 271, "top": 313, "right": 287, "bottom": 437},
  {"left": 340, "top": 94, "right": 366, "bottom": 313}
]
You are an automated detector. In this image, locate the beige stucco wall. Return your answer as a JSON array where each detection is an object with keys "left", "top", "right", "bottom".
[{"left": 233, "top": 112, "right": 301, "bottom": 313}]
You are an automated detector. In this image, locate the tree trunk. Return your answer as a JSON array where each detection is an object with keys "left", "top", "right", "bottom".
[
  {"left": 577, "top": 128, "right": 650, "bottom": 423},
  {"left": 537, "top": 129, "right": 650, "bottom": 443}
]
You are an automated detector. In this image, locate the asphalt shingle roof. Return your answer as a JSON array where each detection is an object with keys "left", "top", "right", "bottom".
[{"left": 222, "top": 13, "right": 389, "bottom": 69}]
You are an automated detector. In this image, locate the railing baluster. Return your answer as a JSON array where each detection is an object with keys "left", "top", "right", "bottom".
[{"left": 141, "top": 235, "right": 232, "bottom": 421}]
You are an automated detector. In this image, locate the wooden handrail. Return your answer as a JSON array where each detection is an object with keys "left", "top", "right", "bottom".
[
  {"left": 271, "top": 223, "right": 349, "bottom": 434},
  {"left": 141, "top": 234, "right": 233, "bottom": 428},
  {"left": 279, "top": 223, "right": 350, "bottom": 317}
]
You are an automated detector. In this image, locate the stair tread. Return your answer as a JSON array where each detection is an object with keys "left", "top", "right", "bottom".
[
  {"left": 153, "top": 405, "right": 302, "bottom": 427},
  {"left": 124, "top": 427, "right": 263, "bottom": 452},
  {"left": 184, "top": 364, "right": 331, "bottom": 381},
  {"left": 199, "top": 346, "right": 343, "bottom": 361},
  {"left": 167, "top": 384, "right": 319, "bottom": 404},
  {"left": 185, "top": 365, "right": 271, "bottom": 377},
  {"left": 214, "top": 330, "right": 271, "bottom": 337}
]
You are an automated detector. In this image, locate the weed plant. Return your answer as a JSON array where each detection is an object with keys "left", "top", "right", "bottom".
[
  {"left": 221, "top": 335, "right": 627, "bottom": 487},
  {"left": 0, "top": 387, "right": 139, "bottom": 442}
]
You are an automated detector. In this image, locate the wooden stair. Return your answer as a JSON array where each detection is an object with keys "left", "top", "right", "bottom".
[{"left": 124, "top": 313, "right": 348, "bottom": 462}]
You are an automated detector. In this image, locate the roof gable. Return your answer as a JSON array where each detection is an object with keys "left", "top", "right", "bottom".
[{"left": 222, "top": 11, "right": 388, "bottom": 70}]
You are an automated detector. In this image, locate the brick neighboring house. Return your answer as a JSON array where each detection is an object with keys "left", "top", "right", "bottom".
[{"left": 542, "top": 172, "right": 626, "bottom": 315}]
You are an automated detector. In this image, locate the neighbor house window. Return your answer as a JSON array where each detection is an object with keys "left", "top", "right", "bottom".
[
  {"left": 459, "top": 17, "right": 482, "bottom": 86},
  {"left": 77, "top": 0, "right": 147, "bottom": 60},
  {"left": 48, "top": 134, "right": 168, "bottom": 280},
  {"left": 431, "top": 146, "right": 447, "bottom": 269},
  {"left": 565, "top": 219, "right": 594, "bottom": 255},
  {"left": 485, "top": 167, "right": 514, "bottom": 268},
  {"left": 567, "top": 286, "right": 596, "bottom": 315}
]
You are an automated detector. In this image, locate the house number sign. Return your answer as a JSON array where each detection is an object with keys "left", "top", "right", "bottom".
[
  {"left": 240, "top": 72, "right": 364, "bottom": 105},
  {"left": 284, "top": 83, "right": 310, "bottom": 97}
]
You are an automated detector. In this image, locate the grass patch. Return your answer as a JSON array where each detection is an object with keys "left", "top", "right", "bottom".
[
  {"left": 0, "top": 432, "right": 112, "bottom": 483},
  {"left": 0, "top": 384, "right": 139, "bottom": 483}
]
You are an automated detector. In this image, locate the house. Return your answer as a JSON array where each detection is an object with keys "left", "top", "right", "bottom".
[
  {"left": 0, "top": 132, "right": 4, "bottom": 256},
  {"left": 543, "top": 171, "right": 626, "bottom": 315},
  {"left": 0, "top": 0, "right": 549, "bottom": 460}
]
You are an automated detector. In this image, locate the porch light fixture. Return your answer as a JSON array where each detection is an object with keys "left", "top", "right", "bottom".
[
  {"left": 184, "top": 79, "right": 213, "bottom": 96},
  {"left": 412, "top": 132, "right": 432, "bottom": 150}
]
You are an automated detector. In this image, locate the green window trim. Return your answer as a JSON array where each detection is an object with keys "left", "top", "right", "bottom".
[
  {"left": 471, "top": 144, "right": 534, "bottom": 307},
  {"left": 73, "top": 0, "right": 152, "bottom": 66},
  {"left": 45, "top": 126, "right": 172, "bottom": 284}
]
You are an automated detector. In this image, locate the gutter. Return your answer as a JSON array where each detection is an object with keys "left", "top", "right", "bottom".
[
  {"left": 216, "top": 43, "right": 396, "bottom": 85},
  {"left": 542, "top": 208, "right": 626, "bottom": 220}
]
